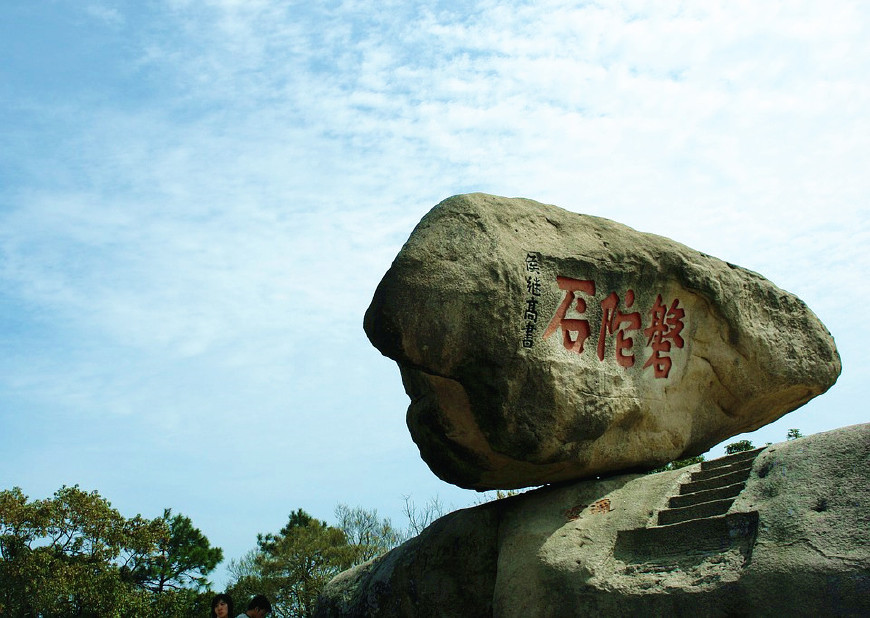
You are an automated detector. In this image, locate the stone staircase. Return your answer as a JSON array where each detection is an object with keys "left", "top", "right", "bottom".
[
  {"left": 614, "top": 447, "right": 765, "bottom": 565},
  {"left": 655, "top": 446, "right": 764, "bottom": 525}
]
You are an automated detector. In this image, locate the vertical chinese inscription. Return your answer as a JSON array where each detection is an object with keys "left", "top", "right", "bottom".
[{"left": 521, "top": 253, "right": 542, "bottom": 348}]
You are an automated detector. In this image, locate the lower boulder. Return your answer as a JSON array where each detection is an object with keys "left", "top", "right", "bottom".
[{"left": 315, "top": 423, "right": 870, "bottom": 617}]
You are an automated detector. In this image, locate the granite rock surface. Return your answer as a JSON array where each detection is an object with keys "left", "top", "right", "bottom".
[
  {"left": 315, "top": 424, "right": 870, "bottom": 617},
  {"left": 364, "top": 193, "right": 841, "bottom": 489}
]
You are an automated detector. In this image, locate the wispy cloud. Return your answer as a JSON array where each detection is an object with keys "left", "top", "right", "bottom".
[{"left": 1, "top": 0, "right": 868, "bottom": 582}]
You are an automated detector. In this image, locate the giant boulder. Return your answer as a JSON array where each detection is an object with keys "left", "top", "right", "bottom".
[
  {"left": 315, "top": 424, "right": 870, "bottom": 617},
  {"left": 364, "top": 193, "right": 840, "bottom": 489}
]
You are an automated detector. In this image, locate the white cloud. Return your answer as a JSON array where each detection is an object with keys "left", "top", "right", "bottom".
[
  {"left": 1, "top": 0, "right": 868, "bottom": 583},
  {"left": 84, "top": 3, "right": 125, "bottom": 27},
  {"left": 4, "top": 0, "right": 867, "bottom": 415}
]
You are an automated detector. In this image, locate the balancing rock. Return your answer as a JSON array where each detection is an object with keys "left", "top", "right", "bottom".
[{"left": 364, "top": 193, "right": 840, "bottom": 489}]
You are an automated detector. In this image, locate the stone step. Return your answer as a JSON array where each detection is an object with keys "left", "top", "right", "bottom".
[
  {"left": 657, "top": 497, "right": 734, "bottom": 526},
  {"left": 615, "top": 511, "right": 759, "bottom": 565},
  {"left": 679, "top": 466, "right": 753, "bottom": 495},
  {"left": 690, "top": 457, "right": 754, "bottom": 482},
  {"left": 668, "top": 481, "right": 746, "bottom": 509},
  {"left": 699, "top": 446, "right": 765, "bottom": 471}
]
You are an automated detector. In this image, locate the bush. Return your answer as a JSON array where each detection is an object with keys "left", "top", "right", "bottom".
[{"left": 724, "top": 439, "right": 754, "bottom": 454}]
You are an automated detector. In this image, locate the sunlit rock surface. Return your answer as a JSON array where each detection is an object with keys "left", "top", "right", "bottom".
[
  {"left": 315, "top": 424, "right": 869, "bottom": 617},
  {"left": 364, "top": 193, "right": 841, "bottom": 489}
]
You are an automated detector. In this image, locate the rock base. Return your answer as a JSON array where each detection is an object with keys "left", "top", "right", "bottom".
[{"left": 315, "top": 424, "right": 870, "bottom": 617}]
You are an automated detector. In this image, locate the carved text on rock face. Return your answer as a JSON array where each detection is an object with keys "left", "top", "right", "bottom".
[
  {"left": 589, "top": 498, "right": 613, "bottom": 513},
  {"left": 541, "top": 276, "right": 596, "bottom": 353},
  {"left": 520, "top": 253, "right": 543, "bottom": 349},
  {"left": 643, "top": 294, "right": 685, "bottom": 378},
  {"left": 598, "top": 289, "right": 642, "bottom": 368},
  {"left": 541, "top": 275, "right": 686, "bottom": 379}
]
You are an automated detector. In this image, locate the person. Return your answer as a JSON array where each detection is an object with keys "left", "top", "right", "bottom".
[
  {"left": 210, "top": 593, "right": 234, "bottom": 618},
  {"left": 237, "top": 594, "right": 272, "bottom": 618}
]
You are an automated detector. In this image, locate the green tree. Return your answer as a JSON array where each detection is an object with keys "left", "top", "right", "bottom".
[
  {"left": 648, "top": 454, "right": 706, "bottom": 474},
  {"left": 0, "top": 486, "right": 219, "bottom": 618},
  {"left": 129, "top": 508, "right": 223, "bottom": 593},
  {"left": 228, "top": 506, "right": 405, "bottom": 618},
  {"left": 226, "top": 555, "right": 285, "bottom": 617},
  {"left": 725, "top": 439, "right": 754, "bottom": 454},
  {"left": 0, "top": 485, "right": 162, "bottom": 616},
  {"left": 787, "top": 428, "right": 803, "bottom": 440},
  {"left": 257, "top": 510, "right": 354, "bottom": 618}
]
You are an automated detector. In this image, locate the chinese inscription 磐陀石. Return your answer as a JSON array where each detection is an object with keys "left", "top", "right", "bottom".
[
  {"left": 521, "top": 253, "right": 543, "bottom": 348},
  {"left": 541, "top": 276, "right": 686, "bottom": 379}
]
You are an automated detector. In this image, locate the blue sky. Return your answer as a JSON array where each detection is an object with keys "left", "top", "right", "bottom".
[{"left": 2, "top": 0, "right": 868, "bottom": 586}]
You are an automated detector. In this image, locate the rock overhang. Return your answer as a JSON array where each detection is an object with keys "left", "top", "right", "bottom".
[{"left": 364, "top": 193, "right": 841, "bottom": 489}]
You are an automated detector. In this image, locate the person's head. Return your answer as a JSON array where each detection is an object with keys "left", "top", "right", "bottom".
[
  {"left": 210, "top": 593, "right": 234, "bottom": 618},
  {"left": 246, "top": 594, "right": 272, "bottom": 617}
]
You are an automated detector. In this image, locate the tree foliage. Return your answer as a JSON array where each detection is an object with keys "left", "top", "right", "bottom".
[
  {"left": 129, "top": 508, "right": 223, "bottom": 593},
  {"left": 724, "top": 439, "right": 755, "bottom": 454},
  {"left": 648, "top": 454, "right": 706, "bottom": 474},
  {"left": 787, "top": 428, "right": 804, "bottom": 440},
  {"left": 0, "top": 485, "right": 218, "bottom": 617},
  {"left": 227, "top": 506, "right": 404, "bottom": 618}
]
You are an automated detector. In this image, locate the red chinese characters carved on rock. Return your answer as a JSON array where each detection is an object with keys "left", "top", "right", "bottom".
[
  {"left": 598, "top": 290, "right": 641, "bottom": 368},
  {"left": 643, "top": 294, "right": 685, "bottom": 378},
  {"left": 542, "top": 276, "right": 596, "bottom": 354},
  {"left": 542, "top": 277, "right": 686, "bottom": 378}
]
